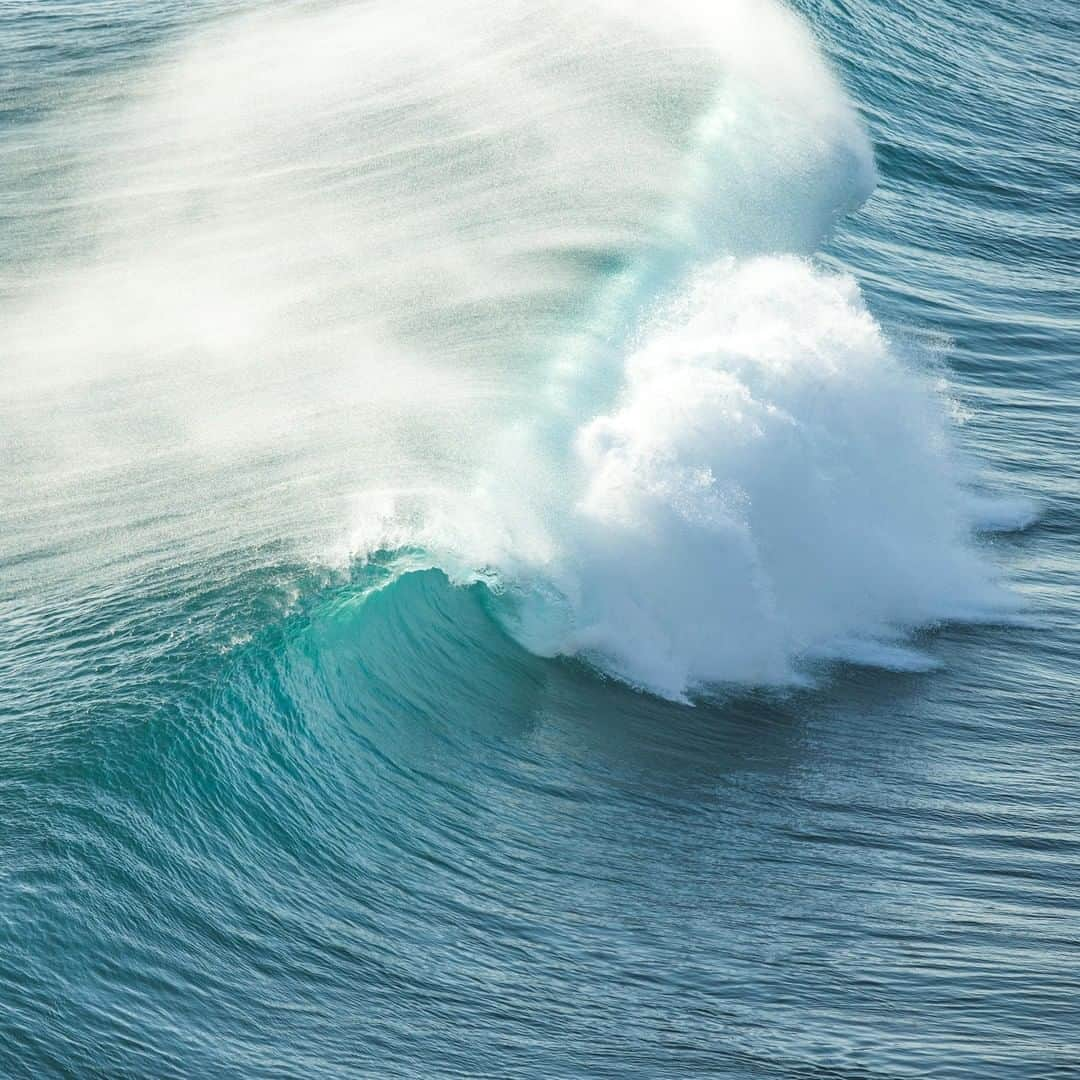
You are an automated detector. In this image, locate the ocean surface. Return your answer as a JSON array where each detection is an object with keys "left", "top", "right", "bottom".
[{"left": 2, "top": 0, "right": 1078, "bottom": 1076}]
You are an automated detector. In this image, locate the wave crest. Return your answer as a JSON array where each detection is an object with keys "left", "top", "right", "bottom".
[{"left": 349, "top": 257, "right": 1008, "bottom": 700}]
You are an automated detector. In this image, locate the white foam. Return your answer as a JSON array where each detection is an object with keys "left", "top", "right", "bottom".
[
  {"left": 477, "top": 258, "right": 1008, "bottom": 699},
  {"left": 1, "top": 0, "right": 1015, "bottom": 697}
]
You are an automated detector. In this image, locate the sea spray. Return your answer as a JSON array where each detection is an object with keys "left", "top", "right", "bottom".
[
  {"left": 518, "top": 257, "right": 1004, "bottom": 698},
  {"left": 1, "top": 0, "right": 1013, "bottom": 697},
  {"left": 348, "top": 255, "right": 1008, "bottom": 699}
]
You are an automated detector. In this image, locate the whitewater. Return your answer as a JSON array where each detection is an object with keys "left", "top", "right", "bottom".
[{"left": 2, "top": 0, "right": 1021, "bottom": 700}]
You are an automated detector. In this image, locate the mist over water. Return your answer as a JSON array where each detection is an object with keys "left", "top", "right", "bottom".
[
  {"left": 2, "top": 0, "right": 1017, "bottom": 696},
  {"left": 2, "top": 0, "right": 1077, "bottom": 1077}
]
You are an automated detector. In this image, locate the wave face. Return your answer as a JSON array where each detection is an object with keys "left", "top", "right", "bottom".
[{"left": 2, "top": 0, "right": 1078, "bottom": 1077}]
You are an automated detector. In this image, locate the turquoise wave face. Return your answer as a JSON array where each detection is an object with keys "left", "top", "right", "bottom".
[
  {"left": 3, "top": 550, "right": 1076, "bottom": 1078},
  {"left": 2, "top": 0, "right": 1078, "bottom": 1076}
]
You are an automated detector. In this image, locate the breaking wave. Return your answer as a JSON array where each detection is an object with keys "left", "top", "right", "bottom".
[{"left": 2, "top": 0, "right": 1018, "bottom": 700}]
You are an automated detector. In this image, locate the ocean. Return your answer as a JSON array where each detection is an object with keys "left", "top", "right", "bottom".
[{"left": 1, "top": 0, "right": 1078, "bottom": 1076}]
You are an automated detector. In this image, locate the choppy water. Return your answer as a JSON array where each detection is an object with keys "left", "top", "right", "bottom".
[{"left": 1, "top": 1, "right": 1078, "bottom": 1076}]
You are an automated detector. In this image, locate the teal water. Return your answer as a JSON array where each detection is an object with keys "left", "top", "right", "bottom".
[{"left": 2, "top": 1, "right": 1078, "bottom": 1076}]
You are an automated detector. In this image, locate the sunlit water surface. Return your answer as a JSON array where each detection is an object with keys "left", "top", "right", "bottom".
[{"left": 1, "top": 1, "right": 1078, "bottom": 1076}]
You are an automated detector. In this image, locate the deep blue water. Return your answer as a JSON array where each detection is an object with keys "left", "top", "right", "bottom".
[{"left": 2, "top": 1, "right": 1078, "bottom": 1077}]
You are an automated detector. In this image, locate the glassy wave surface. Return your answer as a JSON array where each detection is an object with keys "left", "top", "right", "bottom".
[{"left": 1, "top": 0, "right": 1077, "bottom": 1076}]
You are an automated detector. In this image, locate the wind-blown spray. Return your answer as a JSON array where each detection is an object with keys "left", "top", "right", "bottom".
[{"left": 2, "top": 0, "right": 1012, "bottom": 699}]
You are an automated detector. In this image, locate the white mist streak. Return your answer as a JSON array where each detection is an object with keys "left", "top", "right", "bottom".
[{"left": 1, "top": 0, "right": 1011, "bottom": 694}]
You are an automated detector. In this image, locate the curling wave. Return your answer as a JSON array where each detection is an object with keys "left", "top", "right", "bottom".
[
  {"left": 2, "top": 0, "right": 1016, "bottom": 701},
  {"left": 349, "top": 254, "right": 1012, "bottom": 700}
]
